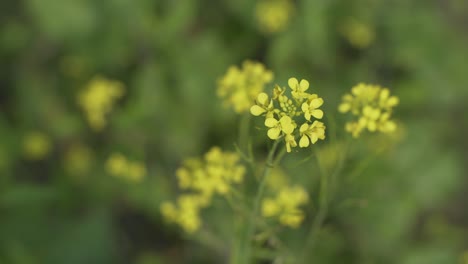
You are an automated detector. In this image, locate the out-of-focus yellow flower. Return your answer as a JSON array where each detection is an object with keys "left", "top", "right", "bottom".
[
  {"left": 162, "top": 147, "right": 246, "bottom": 233},
  {"left": 217, "top": 60, "right": 273, "bottom": 113},
  {"left": 127, "top": 161, "right": 147, "bottom": 182},
  {"left": 23, "top": 132, "right": 51, "bottom": 160},
  {"left": 255, "top": 0, "right": 294, "bottom": 34},
  {"left": 106, "top": 153, "right": 146, "bottom": 182},
  {"left": 64, "top": 143, "right": 92, "bottom": 175},
  {"left": 160, "top": 194, "right": 207, "bottom": 233},
  {"left": 261, "top": 185, "right": 309, "bottom": 228},
  {"left": 78, "top": 76, "right": 125, "bottom": 131},
  {"left": 340, "top": 18, "right": 375, "bottom": 49},
  {"left": 176, "top": 147, "right": 246, "bottom": 199},
  {"left": 339, "top": 83, "right": 399, "bottom": 138},
  {"left": 251, "top": 77, "right": 326, "bottom": 153}
]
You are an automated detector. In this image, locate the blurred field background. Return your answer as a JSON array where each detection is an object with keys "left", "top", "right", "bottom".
[{"left": 1, "top": 0, "right": 468, "bottom": 263}]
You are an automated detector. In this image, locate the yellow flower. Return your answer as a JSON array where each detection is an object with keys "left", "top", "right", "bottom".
[
  {"left": 161, "top": 194, "right": 207, "bottom": 233},
  {"left": 262, "top": 198, "right": 280, "bottom": 217},
  {"left": 299, "top": 121, "right": 326, "bottom": 147},
  {"left": 255, "top": 0, "right": 294, "bottom": 34},
  {"left": 288, "top": 77, "right": 310, "bottom": 100},
  {"left": 265, "top": 115, "right": 295, "bottom": 140},
  {"left": 339, "top": 83, "right": 399, "bottom": 137},
  {"left": 106, "top": 153, "right": 146, "bottom": 182},
  {"left": 23, "top": 132, "right": 51, "bottom": 160},
  {"left": 250, "top": 93, "right": 274, "bottom": 117},
  {"left": 161, "top": 147, "right": 246, "bottom": 233},
  {"left": 127, "top": 161, "right": 146, "bottom": 182},
  {"left": 261, "top": 185, "right": 309, "bottom": 228},
  {"left": 106, "top": 153, "right": 128, "bottom": 177},
  {"left": 218, "top": 61, "right": 273, "bottom": 113},
  {"left": 340, "top": 18, "right": 375, "bottom": 49},
  {"left": 301, "top": 94, "right": 324, "bottom": 120},
  {"left": 251, "top": 77, "right": 326, "bottom": 152},
  {"left": 284, "top": 133, "right": 297, "bottom": 153},
  {"left": 78, "top": 76, "right": 124, "bottom": 131}
]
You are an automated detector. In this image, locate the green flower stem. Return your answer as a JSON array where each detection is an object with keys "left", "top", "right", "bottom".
[
  {"left": 239, "top": 112, "right": 251, "bottom": 152},
  {"left": 299, "top": 173, "right": 328, "bottom": 263},
  {"left": 239, "top": 139, "right": 281, "bottom": 264},
  {"left": 299, "top": 140, "right": 349, "bottom": 263}
]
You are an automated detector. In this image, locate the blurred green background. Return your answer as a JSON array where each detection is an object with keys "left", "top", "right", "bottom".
[{"left": 1, "top": 0, "right": 468, "bottom": 263}]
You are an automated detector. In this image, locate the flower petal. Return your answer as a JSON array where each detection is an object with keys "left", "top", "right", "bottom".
[
  {"left": 338, "top": 103, "right": 351, "bottom": 113},
  {"left": 299, "top": 135, "right": 309, "bottom": 147},
  {"left": 288, "top": 78, "right": 298, "bottom": 90},
  {"left": 299, "top": 79, "right": 309, "bottom": 91},
  {"left": 257, "top": 93, "right": 269, "bottom": 105},
  {"left": 311, "top": 133, "right": 318, "bottom": 144},
  {"left": 265, "top": 118, "right": 278, "bottom": 127},
  {"left": 301, "top": 102, "right": 309, "bottom": 112},
  {"left": 268, "top": 127, "right": 281, "bottom": 139},
  {"left": 310, "top": 98, "right": 323, "bottom": 108},
  {"left": 312, "top": 109, "right": 324, "bottom": 119},
  {"left": 387, "top": 96, "right": 399, "bottom": 107},
  {"left": 250, "top": 105, "right": 266, "bottom": 116}
]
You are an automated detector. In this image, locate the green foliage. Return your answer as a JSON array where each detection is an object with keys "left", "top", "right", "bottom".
[{"left": 1, "top": 0, "right": 467, "bottom": 263}]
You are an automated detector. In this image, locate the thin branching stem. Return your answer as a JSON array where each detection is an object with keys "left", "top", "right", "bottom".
[{"left": 240, "top": 139, "right": 281, "bottom": 264}]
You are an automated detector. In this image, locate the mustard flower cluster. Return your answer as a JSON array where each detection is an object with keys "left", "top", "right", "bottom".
[
  {"left": 106, "top": 153, "right": 146, "bottom": 182},
  {"left": 255, "top": 0, "right": 294, "bottom": 33},
  {"left": 338, "top": 83, "right": 399, "bottom": 137},
  {"left": 217, "top": 60, "right": 273, "bottom": 113},
  {"left": 161, "top": 147, "right": 246, "bottom": 233},
  {"left": 261, "top": 185, "right": 309, "bottom": 228},
  {"left": 251, "top": 78, "right": 326, "bottom": 152},
  {"left": 340, "top": 19, "right": 375, "bottom": 49},
  {"left": 22, "top": 131, "right": 52, "bottom": 160},
  {"left": 78, "top": 76, "right": 125, "bottom": 131}
]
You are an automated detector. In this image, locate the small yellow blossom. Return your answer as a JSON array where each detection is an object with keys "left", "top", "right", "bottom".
[
  {"left": 255, "top": 0, "right": 294, "bottom": 34},
  {"left": 106, "top": 153, "right": 146, "bottom": 182},
  {"left": 217, "top": 61, "right": 273, "bottom": 113},
  {"left": 339, "top": 83, "right": 399, "bottom": 138},
  {"left": 78, "top": 76, "right": 125, "bottom": 131},
  {"left": 299, "top": 121, "right": 326, "bottom": 147},
  {"left": 340, "top": 18, "right": 375, "bottom": 49},
  {"left": 23, "top": 132, "right": 51, "bottom": 160},
  {"left": 301, "top": 94, "right": 324, "bottom": 120},
  {"left": 265, "top": 116, "right": 295, "bottom": 140},
  {"left": 261, "top": 185, "right": 309, "bottom": 228},
  {"left": 251, "top": 77, "right": 326, "bottom": 152},
  {"left": 161, "top": 194, "right": 207, "bottom": 233},
  {"left": 127, "top": 161, "right": 147, "bottom": 182},
  {"left": 106, "top": 153, "right": 128, "bottom": 177},
  {"left": 175, "top": 147, "right": 246, "bottom": 198},
  {"left": 250, "top": 93, "right": 274, "bottom": 117},
  {"left": 284, "top": 134, "right": 297, "bottom": 153},
  {"left": 288, "top": 78, "right": 310, "bottom": 100},
  {"left": 161, "top": 147, "right": 246, "bottom": 233}
]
